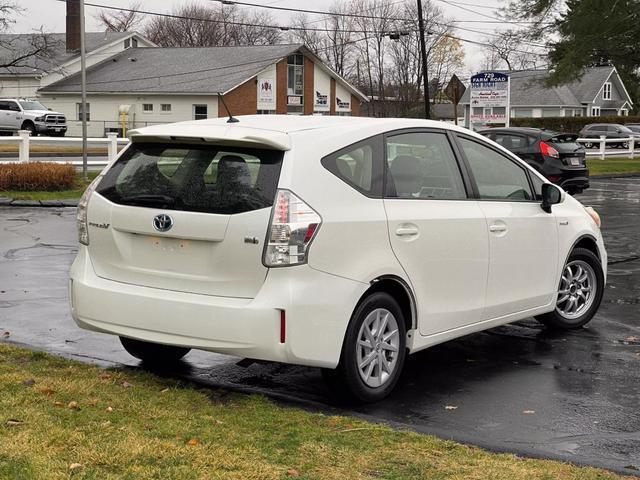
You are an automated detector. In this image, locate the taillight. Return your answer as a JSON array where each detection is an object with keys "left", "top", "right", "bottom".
[
  {"left": 264, "top": 189, "right": 321, "bottom": 267},
  {"left": 540, "top": 141, "right": 559, "bottom": 159},
  {"left": 77, "top": 175, "right": 102, "bottom": 245}
]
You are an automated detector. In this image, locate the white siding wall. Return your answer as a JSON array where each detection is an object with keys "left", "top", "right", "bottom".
[
  {"left": 39, "top": 93, "right": 219, "bottom": 136},
  {"left": 0, "top": 77, "right": 41, "bottom": 99}
]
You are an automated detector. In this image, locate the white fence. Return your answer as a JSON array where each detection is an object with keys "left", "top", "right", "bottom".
[
  {"left": 0, "top": 130, "right": 129, "bottom": 167},
  {"left": 578, "top": 135, "right": 640, "bottom": 159}
]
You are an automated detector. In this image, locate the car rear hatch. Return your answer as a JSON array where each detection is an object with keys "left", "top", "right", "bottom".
[
  {"left": 546, "top": 133, "right": 586, "bottom": 167},
  {"left": 88, "top": 138, "right": 285, "bottom": 298}
]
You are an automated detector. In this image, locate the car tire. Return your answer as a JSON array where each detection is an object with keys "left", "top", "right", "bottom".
[
  {"left": 21, "top": 122, "right": 36, "bottom": 136},
  {"left": 322, "top": 292, "right": 407, "bottom": 403},
  {"left": 119, "top": 337, "right": 191, "bottom": 363},
  {"left": 536, "top": 248, "right": 604, "bottom": 330}
]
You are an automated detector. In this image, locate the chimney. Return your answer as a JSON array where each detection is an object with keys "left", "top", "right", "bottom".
[{"left": 66, "top": 0, "right": 81, "bottom": 52}]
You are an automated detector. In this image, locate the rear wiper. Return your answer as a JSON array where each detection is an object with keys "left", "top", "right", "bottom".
[{"left": 121, "top": 194, "right": 176, "bottom": 207}]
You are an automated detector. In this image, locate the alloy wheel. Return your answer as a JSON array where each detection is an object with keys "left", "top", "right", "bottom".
[
  {"left": 555, "top": 260, "right": 597, "bottom": 320},
  {"left": 356, "top": 308, "right": 400, "bottom": 388}
]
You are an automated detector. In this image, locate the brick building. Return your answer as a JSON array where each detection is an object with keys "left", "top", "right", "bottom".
[{"left": 38, "top": 43, "right": 368, "bottom": 136}]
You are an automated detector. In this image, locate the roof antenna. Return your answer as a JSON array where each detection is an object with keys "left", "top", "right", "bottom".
[{"left": 217, "top": 93, "right": 239, "bottom": 123}]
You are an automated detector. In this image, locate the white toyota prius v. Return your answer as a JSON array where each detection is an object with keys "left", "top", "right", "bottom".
[{"left": 70, "top": 115, "right": 606, "bottom": 402}]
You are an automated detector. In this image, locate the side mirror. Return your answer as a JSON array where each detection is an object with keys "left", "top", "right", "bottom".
[{"left": 541, "top": 183, "right": 564, "bottom": 213}]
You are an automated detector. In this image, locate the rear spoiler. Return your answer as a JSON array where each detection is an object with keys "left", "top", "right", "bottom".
[
  {"left": 548, "top": 133, "right": 578, "bottom": 143},
  {"left": 128, "top": 123, "right": 291, "bottom": 151}
]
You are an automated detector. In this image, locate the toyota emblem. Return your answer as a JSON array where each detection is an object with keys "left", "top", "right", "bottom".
[{"left": 153, "top": 213, "right": 173, "bottom": 232}]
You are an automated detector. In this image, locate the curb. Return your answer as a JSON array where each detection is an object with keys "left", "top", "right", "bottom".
[
  {"left": 591, "top": 173, "right": 640, "bottom": 179},
  {"left": 0, "top": 197, "right": 78, "bottom": 207}
]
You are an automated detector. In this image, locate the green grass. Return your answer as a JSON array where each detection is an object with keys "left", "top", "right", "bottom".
[
  {"left": 0, "top": 344, "right": 631, "bottom": 480},
  {"left": 0, "top": 172, "right": 99, "bottom": 201},
  {"left": 587, "top": 157, "right": 640, "bottom": 176}
]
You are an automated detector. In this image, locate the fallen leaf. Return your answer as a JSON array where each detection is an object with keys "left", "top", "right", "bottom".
[
  {"left": 39, "top": 387, "right": 55, "bottom": 396},
  {"left": 523, "top": 410, "right": 536, "bottom": 415},
  {"left": 286, "top": 468, "right": 300, "bottom": 477},
  {"left": 106, "top": 406, "right": 113, "bottom": 413},
  {"left": 53, "top": 401, "right": 65, "bottom": 408},
  {"left": 121, "top": 381, "right": 134, "bottom": 389},
  {"left": 445, "top": 405, "right": 458, "bottom": 410},
  {"left": 2, "top": 331, "right": 9, "bottom": 338},
  {"left": 6, "top": 419, "right": 24, "bottom": 426},
  {"left": 22, "top": 379, "right": 36, "bottom": 387},
  {"left": 101, "top": 421, "right": 112, "bottom": 428},
  {"left": 626, "top": 336, "right": 639, "bottom": 343},
  {"left": 215, "top": 420, "right": 224, "bottom": 425},
  {"left": 186, "top": 438, "right": 201, "bottom": 446},
  {"left": 100, "top": 373, "right": 112, "bottom": 380},
  {"left": 160, "top": 388, "right": 170, "bottom": 393},
  {"left": 68, "top": 401, "right": 80, "bottom": 411},
  {"left": 69, "top": 463, "right": 83, "bottom": 472}
]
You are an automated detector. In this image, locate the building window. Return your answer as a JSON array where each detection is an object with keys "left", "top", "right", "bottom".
[
  {"left": 143, "top": 103, "right": 153, "bottom": 113},
  {"left": 132, "top": 38, "right": 138, "bottom": 48},
  {"left": 257, "top": 109, "right": 276, "bottom": 114},
  {"left": 124, "top": 38, "right": 131, "bottom": 49},
  {"left": 193, "top": 104, "right": 208, "bottom": 120},
  {"left": 542, "top": 108, "right": 561, "bottom": 117},
  {"left": 591, "top": 106, "right": 601, "bottom": 116},
  {"left": 603, "top": 82, "right": 612, "bottom": 100},
  {"left": 76, "top": 102, "right": 90, "bottom": 121},
  {"left": 161, "top": 104, "right": 172, "bottom": 113},
  {"left": 621, "top": 108, "right": 629, "bottom": 116},
  {"left": 287, "top": 54, "right": 304, "bottom": 96}
]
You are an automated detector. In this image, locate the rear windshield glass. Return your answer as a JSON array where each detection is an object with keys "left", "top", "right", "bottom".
[{"left": 96, "top": 143, "right": 283, "bottom": 215}]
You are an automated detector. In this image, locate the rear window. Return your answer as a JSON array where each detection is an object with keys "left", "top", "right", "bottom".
[{"left": 96, "top": 143, "right": 283, "bottom": 215}]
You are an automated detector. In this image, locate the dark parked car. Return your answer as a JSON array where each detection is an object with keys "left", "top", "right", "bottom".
[
  {"left": 479, "top": 127, "right": 589, "bottom": 194},
  {"left": 578, "top": 123, "right": 640, "bottom": 148}
]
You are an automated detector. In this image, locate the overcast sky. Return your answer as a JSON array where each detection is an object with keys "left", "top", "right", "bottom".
[{"left": 13, "top": 0, "right": 509, "bottom": 74}]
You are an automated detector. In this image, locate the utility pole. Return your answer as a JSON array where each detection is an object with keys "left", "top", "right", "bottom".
[
  {"left": 416, "top": 0, "right": 430, "bottom": 119},
  {"left": 79, "top": 0, "right": 88, "bottom": 181}
]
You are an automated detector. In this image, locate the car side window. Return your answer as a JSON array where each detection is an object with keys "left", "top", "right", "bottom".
[
  {"left": 457, "top": 136, "right": 534, "bottom": 201},
  {"left": 530, "top": 173, "right": 545, "bottom": 200},
  {"left": 0, "top": 101, "right": 8, "bottom": 111},
  {"left": 385, "top": 131, "right": 467, "bottom": 200},
  {"left": 8, "top": 102, "right": 20, "bottom": 112},
  {"left": 322, "top": 135, "right": 383, "bottom": 197},
  {"left": 493, "top": 133, "right": 527, "bottom": 150}
]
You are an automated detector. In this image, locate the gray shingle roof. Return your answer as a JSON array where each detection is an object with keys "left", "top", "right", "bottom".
[
  {"left": 40, "top": 44, "right": 303, "bottom": 94},
  {"left": 460, "top": 66, "right": 618, "bottom": 107},
  {"left": 0, "top": 32, "right": 133, "bottom": 76}
]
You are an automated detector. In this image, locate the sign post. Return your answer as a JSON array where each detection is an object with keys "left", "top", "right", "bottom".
[{"left": 469, "top": 72, "right": 510, "bottom": 131}]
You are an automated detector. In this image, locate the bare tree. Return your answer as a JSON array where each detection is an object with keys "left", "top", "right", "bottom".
[
  {"left": 143, "top": 2, "right": 280, "bottom": 47},
  {"left": 0, "top": 3, "right": 57, "bottom": 71},
  {"left": 289, "top": 2, "right": 357, "bottom": 78},
  {"left": 484, "top": 29, "right": 543, "bottom": 70},
  {"left": 96, "top": 2, "right": 144, "bottom": 33}
]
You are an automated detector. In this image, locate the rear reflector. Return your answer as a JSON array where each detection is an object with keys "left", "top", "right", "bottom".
[{"left": 280, "top": 310, "right": 286, "bottom": 344}]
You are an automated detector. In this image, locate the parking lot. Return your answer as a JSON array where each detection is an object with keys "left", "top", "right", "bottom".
[{"left": 0, "top": 177, "right": 638, "bottom": 475}]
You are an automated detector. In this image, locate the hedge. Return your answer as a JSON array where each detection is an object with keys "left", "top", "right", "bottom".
[
  {"left": 509, "top": 115, "right": 640, "bottom": 134},
  {"left": 0, "top": 162, "right": 76, "bottom": 191}
]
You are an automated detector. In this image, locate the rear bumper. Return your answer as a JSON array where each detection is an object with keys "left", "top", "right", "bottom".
[{"left": 69, "top": 246, "right": 368, "bottom": 368}]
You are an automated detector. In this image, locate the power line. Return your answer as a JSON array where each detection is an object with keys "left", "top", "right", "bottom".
[
  {"left": 218, "top": 0, "right": 547, "bottom": 25},
  {"left": 55, "top": 0, "right": 549, "bottom": 57}
]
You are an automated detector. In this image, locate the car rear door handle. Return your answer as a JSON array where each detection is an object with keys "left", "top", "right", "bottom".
[
  {"left": 395, "top": 225, "right": 419, "bottom": 237},
  {"left": 489, "top": 224, "right": 507, "bottom": 233}
]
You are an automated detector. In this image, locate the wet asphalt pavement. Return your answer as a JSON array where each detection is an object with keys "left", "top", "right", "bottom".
[{"left": 1, "top": 177, "right": 639, "bottom": 476}]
